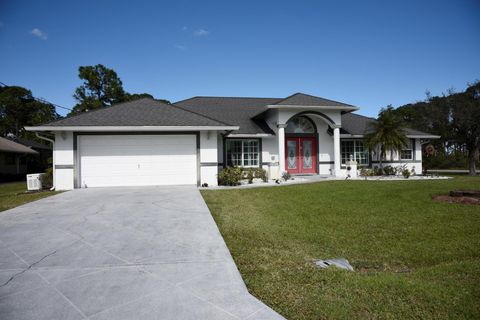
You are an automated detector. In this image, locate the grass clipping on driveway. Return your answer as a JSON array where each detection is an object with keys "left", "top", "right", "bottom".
[{"left": 201, "top": 176, "right": 480, "bottom": 319}]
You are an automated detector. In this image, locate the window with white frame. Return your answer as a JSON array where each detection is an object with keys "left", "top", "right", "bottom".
[
  {"left": 225, "top": 139, "right": 260, "bottom": 167},
  {"left": 400, "top": 140, "right": 413, "bottom": 160},
  {"left": 341, "top": 140, "right": 369, "bottom": 166}
]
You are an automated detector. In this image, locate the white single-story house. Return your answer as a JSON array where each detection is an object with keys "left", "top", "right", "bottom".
[
  {"left": 26, "top": 93, "right": 440, "bottom": 190},
  {"left": 0, "top": 136, "right": 38, "bottom": 176}
]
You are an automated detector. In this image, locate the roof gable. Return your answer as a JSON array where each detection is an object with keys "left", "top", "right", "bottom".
[
  {"left": 271, "top": 93, "right": 355, "bottom": 108},
  {"left": 41, "top": 98, "right": 231, "bottom": 127}
]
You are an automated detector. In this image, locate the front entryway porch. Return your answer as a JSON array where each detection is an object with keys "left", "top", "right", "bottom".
[{"left": 277, "top": 113, "right": 343, "bottom": 177}]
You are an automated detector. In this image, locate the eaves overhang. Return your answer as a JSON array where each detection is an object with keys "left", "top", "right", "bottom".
[
  {"left": 267, "top": 105, "right": 359, "bottom": 112},
  {"left": 25, "top": 125, "right": 240, "bottom": 132}
]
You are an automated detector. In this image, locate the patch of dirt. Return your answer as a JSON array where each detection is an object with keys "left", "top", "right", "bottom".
[{"left": 432, "top": 195, "right": 480, "bottom": 205}]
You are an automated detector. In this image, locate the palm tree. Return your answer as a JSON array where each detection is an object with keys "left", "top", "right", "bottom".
[{"left": 364, "top": 106, "right": 408, "bottom": 169}]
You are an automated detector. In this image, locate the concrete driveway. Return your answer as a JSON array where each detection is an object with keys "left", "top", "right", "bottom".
[{"left": 0, "top": 186, "right": 284, "bottom": 320}]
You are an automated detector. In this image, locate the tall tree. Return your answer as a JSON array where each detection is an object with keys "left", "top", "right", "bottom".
[
  {"left": 393, "top": 81, "right": 480, "bottom": 175},
  {"left": 70, "top": 64, "right": 126, "bottom": 114},
  {"left": 450, "top": 81, "right": 480, "bottom": 175},
  {"left": 0, "top": 85, "right": 58, "bottom": 137},
  {"left": 123, "top": 93, "right": 170, "bottom": 105},
  {"left": 364, "top": 106, "right": 409, "bottom": 168}
]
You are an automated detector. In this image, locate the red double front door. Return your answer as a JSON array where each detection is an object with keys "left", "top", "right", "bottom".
[{"left": 285, "top": 137, "right": 317, "bottom": 174}]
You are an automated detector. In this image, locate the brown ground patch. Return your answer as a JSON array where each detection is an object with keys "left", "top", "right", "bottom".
[{"left": 432, "top": 195, "right": 480, "bottom": 205}]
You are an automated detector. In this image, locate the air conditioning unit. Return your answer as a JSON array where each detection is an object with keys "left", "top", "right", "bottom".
[{"left": 26, "top": 173, "right": 43, "bottom": 191}]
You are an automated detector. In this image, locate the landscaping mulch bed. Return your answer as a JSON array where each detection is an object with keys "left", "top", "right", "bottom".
[{"left": 432, "top": 189, "right": 480, "bottom": 205}]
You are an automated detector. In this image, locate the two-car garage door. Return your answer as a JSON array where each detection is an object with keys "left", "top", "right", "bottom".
[{"left": 78, "top": 135, "right": 197, "bottom": 188}]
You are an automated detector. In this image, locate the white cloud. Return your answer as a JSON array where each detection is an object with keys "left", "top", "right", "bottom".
[
  {"left": 194, "top": 29, "right": 209, "bottom": 36},
  {"left": 30, "top": 28, "right": 48, "bottom": 40}
]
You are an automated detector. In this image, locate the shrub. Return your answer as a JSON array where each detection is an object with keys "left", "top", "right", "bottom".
[
  {"left": 254, "top": 168, "right": 268, "bottom": 182},
  {"left": 401, "top": 168, "right": 411, "bottom": 179},
  {"left": 218, "top": 167, "right": 243, "bottom": 186},
  {"left": 282, "top": 171, "right": 291, "bottom": 181},
  {"left": 383, "top": 165, "right": 396, "bottom": 176},
  {"left": 395, "top": 165, "right": 411, "bottom": 179},
  {"left": 242, "top": 168, "right": 268, "bottom": 184},
  {"left": 41, "top": 167, "right": 53, "bottom": 189},
  {"left": 373, "top": 166, "right": 384, "bottom": 176},
  {"left": 245, "top": 168, "right": 255, "bottom": 184},
  {"left": 359, "top": 168, "right": 374, "bottom": 177}
]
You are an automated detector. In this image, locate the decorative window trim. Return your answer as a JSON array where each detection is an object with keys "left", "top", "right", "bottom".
[
  {"left": 340, "top": 139, "right": 369, "bottom": 166},
  {"left": 285, "top": 116, "right": 317, "bottom": 134},
  {"left": 400, "top": 139, "right": 414, "bottom": 160},
  {"left": 224, "top": 138, "right": 262, "bottom": 168}
]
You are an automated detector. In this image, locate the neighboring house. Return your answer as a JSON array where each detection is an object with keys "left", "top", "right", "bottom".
[
  {"left": 7, "top": 136, "right": 52, "bottom": 172},
  {"left": 0, "top": 136, "right": 38, "bottom": 176},
  {"left": 25, "top": 93, "right": 439, "bottom": 190}
]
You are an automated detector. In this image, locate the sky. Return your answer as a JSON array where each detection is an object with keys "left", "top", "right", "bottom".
[{"left": 0, "top": 0, "right": 479, "bottom": 117}]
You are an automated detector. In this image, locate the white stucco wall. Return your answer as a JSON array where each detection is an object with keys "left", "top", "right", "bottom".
[
  {"left": 52, "top": 131, "right": 221, "bottom": 190},
  {"left": 217, "top": 133, "right": 224, "bottom": 164},
  {"left": 370, "top": 138, "right": 423, "bottom": 174},
  {"left": 54, "top": 131, "right": 75, "bottom": 190},
  {"left": 200, "top": 131, "right": 218, "bottom": 186},
  {"left": 261, "top": 136, "right": 280, "bottom": 179},
  {"left": 263, "top": 110, "right": 339, "bottom": 175},
  {"left": 315, "top": 121, "right": 335, "bottom": 175},
  {"left": 216, "top": 111, "right": 425, "bottom": 178},
  {"left": 275, "top": 109, "right": 342, "bottom": 127}
]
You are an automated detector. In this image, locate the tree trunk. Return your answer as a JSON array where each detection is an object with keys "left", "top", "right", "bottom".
[
  {"left": 379, "top": 146, "right": 385, "bottom": 169},
  {"left": 468, "top": 147, "right": 478, "bottom": 175}
]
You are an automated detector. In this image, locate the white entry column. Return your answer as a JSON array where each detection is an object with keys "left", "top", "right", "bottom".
[
  {"left": 278, "top": 124, "right": 287, "bottom": 173},
  {"left": 333, "top": 126, "right": 341, "bottom": 177}
]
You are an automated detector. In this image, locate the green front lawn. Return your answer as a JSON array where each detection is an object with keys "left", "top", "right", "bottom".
[
  {"left": 201, "top": 176, "right": 480, "bottom": 319},
  {"left": 0, "top": 182, "right": 59, "bottom": 212}
]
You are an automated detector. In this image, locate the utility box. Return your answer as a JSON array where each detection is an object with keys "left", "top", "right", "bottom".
[{"left": 26, "top": 173, "right": 43, "bottom": 191}]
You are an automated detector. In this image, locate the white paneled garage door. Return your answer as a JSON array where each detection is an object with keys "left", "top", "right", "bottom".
[{"left": 78, "top": 135, "right": 197, "bottom": 187}]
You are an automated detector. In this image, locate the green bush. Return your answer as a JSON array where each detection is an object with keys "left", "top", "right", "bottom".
[
  {"left": 359, "top": 168, "right": 374, "bottom": 177},
  {"left": 253, "top": 168, "right": 268, "bottom": 182},
  {"left": 219, "top": 167, "right": 268, "bottom": 186},
  {"left": 383, "top": 165, "right": 396, "bottom": 175},
  {"left": 41, "top": 167, "right": 53, "bottom": 189},
  {"left": 242, "top": 168, "right": 268, "bottom": 184},
  {"left": 218, "top": 167, "right": 243, "bottom": 186},
  {"left": 424, "top": 150, "right": 478, "bottom": 170},
  {"left": 394, "top": 164, "right": 412, "bottom": 179},
  {"left": 402, "top": 169, "right": 411, "bottom": 179},
  {"left": 244, "top": 168, "right": 255, "bottom": 184},
  {"left": 373, "top": 166, "right": 384, "bottom": 176}
]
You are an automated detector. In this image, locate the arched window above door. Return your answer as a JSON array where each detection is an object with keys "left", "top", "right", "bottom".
[{"left": 285, "top": 116, "right": 316, "bottom": 134}]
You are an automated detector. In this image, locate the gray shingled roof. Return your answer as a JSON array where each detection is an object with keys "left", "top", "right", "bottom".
[
  {"left": 341, "top": 113, "right": 439, "bottom": 137},
  {"left": 0, "top": 137, "right": 38, "bottom": 154},
  {"left": 7, "top": 137, "right": 51, "bottom": 150},
  {"left": 34, "top": 95, "right": 437, "bottom": 138},
  {"left": 42, "top": 98, "right": 232, "bottom": 127},
  {"left": 175, "top": 97, "right": 281, "bottom": 134},
  {"left": 175, "top": 93, "right": 357, "bottom": 134},
  {"left": 272, "top": 93, "right": 356, "bottom": 108}
]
